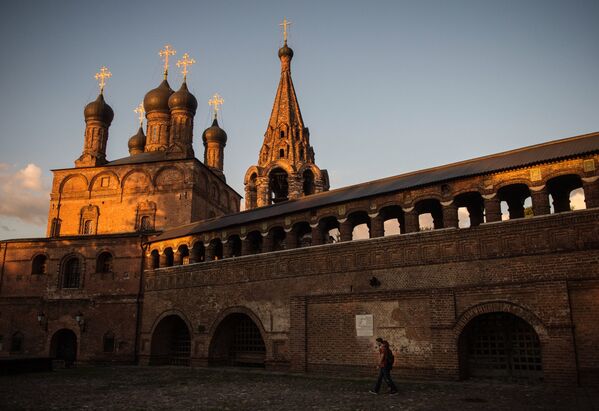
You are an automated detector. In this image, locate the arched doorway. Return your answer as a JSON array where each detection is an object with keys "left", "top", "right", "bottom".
[
  {"left": 50, "top": 329, "right": 77, "bottom": 368},
  {"left": 209, "top": 313, "right": 266, "bottom": 367},
  {"left": 150, "top": 315, "right": 191, "bottom": 366},
  {"left": 458, "top": 312, "right": 542, "bottom": 382}
]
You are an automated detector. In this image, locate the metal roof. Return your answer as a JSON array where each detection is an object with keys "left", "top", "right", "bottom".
[{"left": 151, "top": 131, "right": 599, "bottom": 242}]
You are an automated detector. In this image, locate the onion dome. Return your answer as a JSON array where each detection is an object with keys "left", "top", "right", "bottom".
[
  {"left": 84, "top": 93, "right": 114, "bottom": 124},
  {"left": 128, "top": 127, "right": 146, "bottom": 155},
  {"left": 202, "top": 118, "right": 228, "bottom": 145},
  {"left": 143, "top": 79, "right": 174, "bottom": 113},
  {"left": 168, "top": 81, "right": 198, "bottom": 114},
  {"left": 278, "top": 42, "right": 294, "bottom": 60}
]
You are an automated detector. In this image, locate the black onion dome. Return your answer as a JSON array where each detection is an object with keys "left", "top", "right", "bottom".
[
  {"left": 278, "top": 42, "right": 294, "bottom": 59},
  {"left": 202, "top": 118, "right": 228, "bottom": 145},
  {"left": 143, "top": 79, "right": 174, "bottom": 113},
  {"left": 84, "top": 93, "right": 114, "bottom": 124},
  {"left": 128, "top": 127, "right": 146, "bottom": 154},
  {"left": 168, "top": 81, "right": 198, "bottom": 114}
]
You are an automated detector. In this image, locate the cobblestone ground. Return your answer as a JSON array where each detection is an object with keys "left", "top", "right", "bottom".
[{"left": 1, "top": 366, "right": 597, "bottom": 410}]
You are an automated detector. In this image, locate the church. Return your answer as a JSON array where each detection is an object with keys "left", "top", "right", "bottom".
[{"left": 1, "top": 26, "right": 599, "bottom": 386}]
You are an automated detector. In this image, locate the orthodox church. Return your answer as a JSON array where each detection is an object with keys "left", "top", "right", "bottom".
[{"left": 1, "top": 26, "right": 599, "bottom": 386}]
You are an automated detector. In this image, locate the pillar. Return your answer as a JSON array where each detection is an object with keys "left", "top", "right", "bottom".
[
  {"left": 262, "top": 233, "right": 274, "bottom": 253},
  {"left": 484, "top": 196, "right": 501, "bottom": 222},
  {"left": 531, "top": 187, "right": 550, "bottom": 216},
  {"left": 403, "top": 208, "right": 418, "bottom": 233},
  {"left": 311, "top": 225, "right": 322, "bottom": 246},
  {"left": 339, "top": 219, "right": 353, "bottom": 242},
  {"left": 583, "top": 178, "right": 599, "bottom": 209},
  {"left": 442, "top": 202, "right": 458, "bottom": 228},
  {"left": 370, "top": 214, "right": 384, "bottom": 238},
  {"left": 241, "top": 237, "right": 250, "bottom": 256},
  {"left": 286, "top": 228, "right": 298, "bottom": 249},
  {"left": 506, "top": 197, "right": 525, "bottom": 219},
  {"left": 205, "top": 243, "right": 215, "bottom": 261},
  {"left": 174, "top": 250, "right": 184, "bottom": 266},
  {"left": 189, "top": 244, "right": 202, "bottom": 264},
  {"left": 159, "top": 252, "right": 167, "bottom": 268}
]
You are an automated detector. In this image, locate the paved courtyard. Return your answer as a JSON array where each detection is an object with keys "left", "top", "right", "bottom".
[{"left": 1, "top": 366, "right": 597, "bottom": 410}]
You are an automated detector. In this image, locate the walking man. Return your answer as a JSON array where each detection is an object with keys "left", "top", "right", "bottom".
[{"left": 370, "top": 337, "right": 398, "bottom": 395}]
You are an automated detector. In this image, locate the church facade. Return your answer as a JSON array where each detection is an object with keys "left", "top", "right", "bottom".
[{"left": 1, "top": 39, "right": 599, "bottom": 386}]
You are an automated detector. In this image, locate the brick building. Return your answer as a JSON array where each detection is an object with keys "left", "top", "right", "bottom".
[{"left": 1, "top": 39, "right": 598, "bottom": 386}]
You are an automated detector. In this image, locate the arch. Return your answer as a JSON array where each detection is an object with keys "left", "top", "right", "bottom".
[
  {"left": 263, "top": 160, "right": 296, "bottom": 176},
  {"left": 379, "top": 204, "right": 404, "bottom": 235},
  {"left": 31, "top": 253, "right": 48, "bottom": 275},
  {"left": 59, "top": 174, "right": 89, "bottom": 194},
  {"left": 268, "top": 167, "right": 289, "bottom": 204},
  {"left": 96, "top": 251, "right": 113, "bottom": 273},
  {"left": 121, "top": 169, "right": 152, "bottom": 193},
  {"left": 177, "top": 244, "right": 190, "bottom": 265},
  {"left": 246, "top": 231, "right": 263, "bottom": 254},
  {"left": 457, "top": 310, "right": 543, "bottom": 381},
  {"left": 154, "top": 166, "right": 185, "bottom": 190},
  {"left": 302, "top": 169, "right": 315, "bottom": 196},
  {"left": 50, "top": 329, "right": 77, "bottom": 367},
  {"left": 415, "top": 198, "right": 443, "bottom": 230},
  {"left": 454, "top": 191, "right": 485, "bottom": 227},
  {"left": 268, "top": 226, "right": 287, "bottom": 251},
  {"left": 498, "top": 184, "right": 531, "bottom": 220},
  {"left": 226, "top": 235, "right": 242, "bottom": 257},
  {"left": 347, "top": 210, "right": 370, "bottom": 240},
  {"left": 317, "top": 215, "right": 340, "bottom": 244},
  {"left": 208, "top": 307, "right": 267, "bottom": 367},
  {"left": 546, "top": 174, "right": 584, "bottom": 213},
  {"left": 243, "top": 166, "right": 261, "bottom": 185},
  {"left": 149, "top": 312, "right": 192, "bottom": 366},
  {"left": 292, "top": 221, "right": 312, "bottom": 248},
  {"left": 89, "top": 170, "right": 120, "bottom": 192},
  {"left": 298, "top": 163, "right": 325, "bottom": 181},
  {"left": 208, "top": 238, "right": 224, "bottom": 261},
  {"left": 163, "top": 247, "right": 174, "bottom": 267},
  {"left": 189, "top": 241, "right": 205, "bottom": 263},
  {"left": 150, "top": 250, "right": 160, "bottom": 269},
  {"left": 60, "top": 254, "right": 83, "bottom": 289}
]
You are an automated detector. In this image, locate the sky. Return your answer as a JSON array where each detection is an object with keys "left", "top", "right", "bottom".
[{"left": 0, "top": 0, "right": 598, "bottom": 239}]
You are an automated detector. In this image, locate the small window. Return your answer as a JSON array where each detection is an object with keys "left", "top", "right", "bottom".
[
  {"left": 140, "top": 216, "right": 151, "bottom": 231},
  {"left": 32, "top": 255, "right": 47, "bottom": 275},
  {"left": 100, "top": 177, "right": 110, "bottom": 187},
  {"left": 279, "top": 149, "right": 285, "bottom": 158},
  {"left": 96, "top": 252, "right": 113, "bottom": 273},
  {"left": 280, "top": 130, "right": 285, "bottom": 138},
  {"left": 62, "top": 257, "right": 81, "bottom": 289},
  {"left": 10, "top": 332, "right": 24, "bottom": 353},
  {"left": 103, "top": 332, "right": 115, "bottom": 353},
  {"left": 83, "top": 220, "right": 92, "bottom": 235},
  {"left": 299, "top": 150, "right": 304, "bottom": 160}
]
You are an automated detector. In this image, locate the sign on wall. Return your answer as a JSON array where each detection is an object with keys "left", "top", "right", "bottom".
[{"left": 355, "top": 314, "right": 373, "bottom": 337}]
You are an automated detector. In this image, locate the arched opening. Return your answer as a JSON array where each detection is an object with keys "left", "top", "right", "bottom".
[
  {"left": 348, "top": 211, "right": 370, "bottom": 240},
  {"left": 247, "top": 173, "right": 258, "bottom": 209},
  {"left": 303, "top": 169, "right": 315, "bottom": 196},
  {"left": 498, "top": 184, "right": 531, "bottom": 220},
  {"left": 50, "top": 329, "right": 77, "bottom": 367},
  {"left": 318, "top": 216, "right": 340, "bottom": 244},
  {"left": 177, "top": 244, "right": 189, "bottom": 265},
  {"left": 269, "top": 168, "right": 289, "bottom": 204},
  {"left": 61, "top": 256, "right": 81, "bottom": 289},
  {"left": 246, "top": 231, "right": 263, "bottom": 254},
  {"left": 208, "top": 239, "right": 223, "bottom": 261},
  {"left": 31, "top": 254, "right": 47, "bottom": 275},
  {"left": 226, "top": 235, "right": 242, "bottom": 257},
  {"left": 163, "top": 247, "right": 174, "bottom": 267},
  {"left": 151, "top": 250, "right": 160, "bottom": 269},
  {"left": 547, "top": 174, "right": 585, "bottom": 213},
  {"left": 455, "top": 192, "right": 485, "bottom": 228},
  {"left": 269, "top": 227, "right": 286, "bottom": 251},
  {"left": 458, "top": 312, "right": 542, "bottom": 382},
  {"left": 293, "top": 222, "right": 312, "bottom": 248},
  {"left": 416, "top": 199, "right": 443, "bottom": 230},
  {"left": 150, "top": 315, "right": 191, "bottom": 366},
  {"left": 190, "top": 242, "right": 205, "bottom": 264},
  {"left": 96, "top": 252, "right": 113, "bottom": 273},
  {"left": 209, "top": 313, "right": 266, "bottom": 367},
  {"left": 380, "top": 205, "right": 404, "bottom": 236}
]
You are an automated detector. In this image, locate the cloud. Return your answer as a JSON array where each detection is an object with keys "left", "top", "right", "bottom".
[{"left": 0, "top": 163, "right": 49, "bottom": 226}]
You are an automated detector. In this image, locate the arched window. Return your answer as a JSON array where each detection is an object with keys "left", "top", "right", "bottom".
[
  {"left": 269, "top": 168, "right": 289, "bottom": 204},
  {"left": 279, "top": 148, "right": 285, "bottom": 158},
  {"left": 62, "top": 257, "right": 81, "bottom": 289},
  {"left": 303, "top": 170, "right": 315, "bottom": 196},
  {"left": 10, "top": 332, "right": 24, "bottom": 353},
  {"left": 151, "top": 250, "right": 160, "bottom": 269},
  {"left": 31, "top": 254, "right": 47, "bottom": 275},
  {"left": 103, "top": 331, "right": 115, "bottom": 353},
  {"left": 140, "top": 216, "right": 151, "bottom": 231},
  {"left": 83, "top": 220, "right": 92, "bottom": 235},
  {"left": 96, "top": 252, "right": 113, "bottom": 273}
]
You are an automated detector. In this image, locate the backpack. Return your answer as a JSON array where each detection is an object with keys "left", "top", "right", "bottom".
[{"left": 386, "top": 347, "right": 395, "bottom": 368}]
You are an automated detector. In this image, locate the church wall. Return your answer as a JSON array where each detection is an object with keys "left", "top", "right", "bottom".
[{"left": 141, "top": 208, "right": 599, "bottom": 385}]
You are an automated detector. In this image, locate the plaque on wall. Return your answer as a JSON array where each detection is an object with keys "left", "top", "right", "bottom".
[{"left": 355, "top": 314, "right": 373, "bottom": 337}]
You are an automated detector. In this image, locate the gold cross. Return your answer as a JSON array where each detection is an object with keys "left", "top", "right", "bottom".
[
  {"left": 177, "top": 53, "right": 196, "bottom": 81},
  {"left": 94, "top": 66, "right": 112, "bottom": 93},
  {"left": 159, "top": 45, "right": 176, "bottom": 78},
  {"left": 208, "top": 93, "right": 224, "bottom": 118},
  {"left": 134, "top": 102, "right": 145, "bottom": 126},
  {"left": 279, "top": 17, "right": 292, "bottom": 43}
]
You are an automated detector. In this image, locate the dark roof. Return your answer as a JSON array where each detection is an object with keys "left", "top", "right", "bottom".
[{"left": 151, "top": 131, "right": 599, "bottom": 242}]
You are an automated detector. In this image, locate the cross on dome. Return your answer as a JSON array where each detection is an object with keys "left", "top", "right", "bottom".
[
  {"left": 134, "top": 102, "right": 145, "bottom": 126},
  {"left": 177, "top": 53, "right": 196, "bottom": 81},
  {"left": 279, "top": 17, "right": 292, "bottom": 43},
  {"left": 94, "top": 66, "right": 112, "bottom": 94},
  {"left": 208, "top": 93, "right": 224, "bottom": 119},
  {"left": 159, "top": 44, "right": 176, "bottom": 79}
]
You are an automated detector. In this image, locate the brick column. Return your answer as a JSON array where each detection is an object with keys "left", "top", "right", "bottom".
[
  {"left": 289, "top": 296, "right": 308, "bottom": 372},
  {"left": 144, "top": 253, "right": 153, "bottom": 270},
  {"left": 222, "top": 241, "right": 232, "bottom": 259},
  {"left": 159, "top": 252, "right": 167, "bottom": 268},
  {"left": 262, "top": 232, "right": 274, "bottom": 253},
  {"left": 205, "top": 243, "right": 215, "bottom": 261},
  {"left": 583, "top": 178, "right": 599, "bottom": 209},
  {"left": 241, "top": 237, "right": 250, "bottom": 256},
  {"left": 403, "top": 208, "right": 418, "bottom": 233},
  {"left": 339, "top": 219, "right": 353, "bottom": 242},
  {"left": 369, "top": 214, "right": 384, "bottom": 238},
  {"left": 531, "top": 187, "right": 550, "bottom": 216},
  {"left": 189, "top": 244, "right": 202, "bottom": 264},
  {"left": 311, "top": 224, "right": 322, "bottom": 246},
  {"left": 286, "top": 228, "right": 298, "bottom": 249},
  {"left": 174, "top": 251, "right": 184, "bottom": 266},
  {"left": 483, "top": 195, "right": 501, "bottom": 222},
  {"left": 442, "top": 202, "right": 458, "bottom": 228}
]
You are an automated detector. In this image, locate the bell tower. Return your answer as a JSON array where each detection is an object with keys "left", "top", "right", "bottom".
[{"left": 243, "top": 19, "right": 329, "bottom": 209}]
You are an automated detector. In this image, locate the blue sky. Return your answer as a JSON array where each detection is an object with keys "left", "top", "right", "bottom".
[{"left": 1, "top": 0, "right": 598, "bottom": 239}]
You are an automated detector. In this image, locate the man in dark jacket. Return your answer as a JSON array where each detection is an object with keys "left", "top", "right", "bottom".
[{"left": 370, "top": 337, "right": 398, "bottom": 395}]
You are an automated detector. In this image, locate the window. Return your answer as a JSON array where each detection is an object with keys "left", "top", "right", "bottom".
[
  {"left": 140, "top": 216, "right": 151, "bottom": 231},
  {"left": 103, "top": 332, "right": 115, "bottom": 353},
  {"left": 100, "top": 177, "right": 110, "bottom": 187},
  {"left": 10, "top": 332, "right": 24, "bottom": 353},
  {"left": 32, "top": 255, "right": 47, "bottom": 275},
  {"left": 62, "top": 257, "right": 81, "bottom": 289},
  {"left": 279, "top": 149, "right": 285, "bottom": 158},
  {"left": 280, "top": 130, "right": 285, "bottom": 138},
  {"left": 83, "top": 220, "right": 92, "bottom": 235},
  {"left": 96, "top": 252, "right": 113, "bottom": 273}
]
